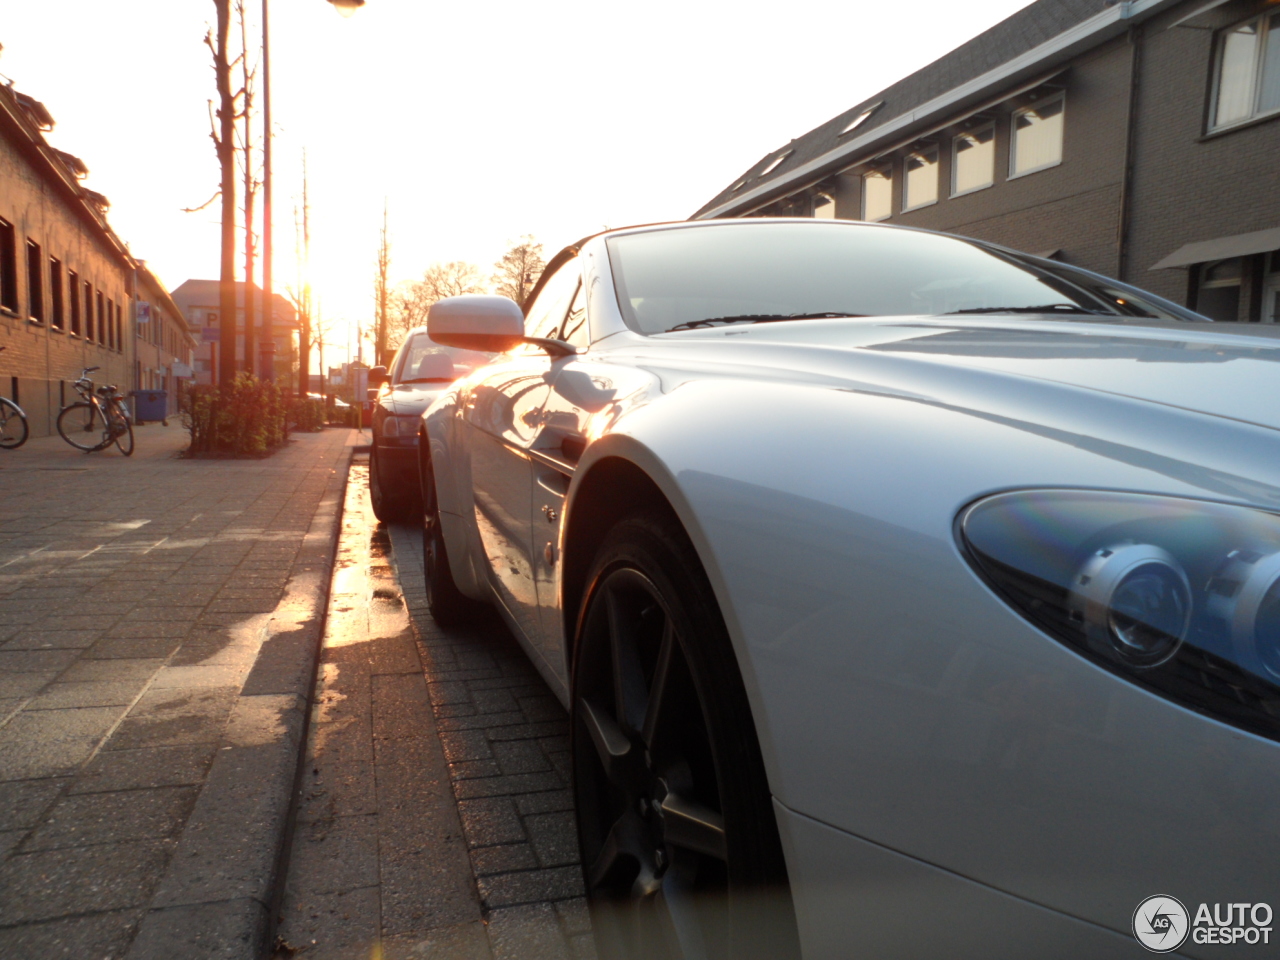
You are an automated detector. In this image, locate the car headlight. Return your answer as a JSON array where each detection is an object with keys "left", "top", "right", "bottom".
[
  {"left": 380, "top": 415, "right": 419, "bottom": 438},
  {"left": 958, "top": 490, "right": 1280, "bottom": 740}
]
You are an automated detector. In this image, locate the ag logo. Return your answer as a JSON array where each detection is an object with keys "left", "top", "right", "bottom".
[{"left": 1133, "top": 895, "right": 1190, "bottom": 952}]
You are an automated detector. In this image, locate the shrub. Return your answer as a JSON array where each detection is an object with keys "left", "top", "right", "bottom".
[
  {"left": 289, "top": 396, "right": 326, "bottom": 433},
  {"left": 182, "top": 374, "right": 290, "bottom": 456}
]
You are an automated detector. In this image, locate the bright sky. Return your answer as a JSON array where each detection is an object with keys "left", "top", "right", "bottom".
[{"left": 2, "top": 0, "right": 1032, "bottom": 358}]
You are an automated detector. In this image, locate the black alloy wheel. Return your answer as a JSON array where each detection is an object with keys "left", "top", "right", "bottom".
[
  {"left": 573, "top": 513, "right": 799, "bottom": 960},
  {"left": 420, "top": 452, "right": 484, "bottom": 627}
]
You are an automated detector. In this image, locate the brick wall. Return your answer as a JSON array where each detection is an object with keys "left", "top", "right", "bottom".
[{"left": 0, "top": 135, "right": 134, "bottom": 437}]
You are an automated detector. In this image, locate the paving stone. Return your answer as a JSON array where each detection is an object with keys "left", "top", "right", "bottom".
[
  {"left": 0, "top": 705, "right": 122, "bottom": 743},
  {"left": 436, "top": 711, "right": 527, "bottom": 733},
  {"left": 288, "top": 814, "right": 380, "bottom": 894},
  {"left": 470, "top": 842, "right": 538, "bottom": 876},
  {"left": 372, "top": 673, "right": 434, "bottom": 740},
  {"left": 275, "top": 885, "right": 381, "bottom": 959},
  {"left": 368, "top": 635, "right": 421, "bottom": 675},
  {"left": 25, "top": 680, "right": 145, "bottom": 710},
  {"left": 555, "top": 898, "right": 592, "bottom": 936},
  {"left": 83, "top": 637, "right": 181, "bottom": 660},
  {"left": 526, "top": 812, "right": 580, "bottom": 868},
  {"left": 148, "top": 664, "right": 246, "bottom": 689},
  {"left": 439, "top": 730, "right": 492, "bottom": 763},
  {"left": 456, "top": 797, "right": 525, "bottom": 847},
  {"left": 0, "top": 671, "right": 57, "bottom": 698},
  {"left": 0, "top": 649, "right": 82, "bottom": 673},
  {"left": 0, "top": 777, "right": 71, "bottom": 829},
  {"left": 59, "top": 658, "right": 164, "bottom": 682},
  {"left": 0, "top": 839, "right": 173, "bottom": 922},
  {"left": 380, "top": 920, "right": 492, "bottom": 960},
  {"left": 70, "top": 743, "right": 218, "bottom": 794},
  {"left": 24, "top": 785, "right": 198, "bottom": 850},
  {"left": 126, "top": 896, "right": 268, "bottom": 960},
  {"left": 104, "top": 687, "right": 238, "bottom": 750},
  {"left": 492, "top": 738, "right": 552, "bottom": 775},
  {"left": 486, "top": 903, "right": 572, "bottom": 960},
  {"left": 450, "top": 759, "right": 503, "bottom": 780},
  {"left": 477, "top": 867, "right": 585, "bottom": 909},
  {"left": 0, "top": 908, "right": 143, "bottom": 960},
  {"left": 296, "top": 759, "right": 378, "bottom": 823},
  {"left": 454, "top": 773, "right": 567, "bottom": 800},
  {"left": 2, "top": 629, "right": 104, "bottom": 650}
]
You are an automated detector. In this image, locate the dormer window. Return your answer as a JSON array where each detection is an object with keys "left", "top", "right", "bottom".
[
  {"left": 759, "top": 150, "right": 792, "bottom": 177},
  {"left": 839, "top": 103, "right": 882, "bottom": 137}
]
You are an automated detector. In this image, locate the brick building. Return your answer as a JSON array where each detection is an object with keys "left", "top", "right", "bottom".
[
  {"left": 134, "top": 262, "right": 197, "bottom": 419},
  {"left": 169, "top": 279, "right": 298, "bottom": 387},
  {"left": 694, "top": 0, "right": 1280, "bottom": 324},
  {"left": 0, "top": 83, "right": 137, "bottom": 436}
]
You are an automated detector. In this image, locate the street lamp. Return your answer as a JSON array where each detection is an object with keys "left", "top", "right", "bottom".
[{"left": 327, "top": 0, "right": 365, "bottom": 16}]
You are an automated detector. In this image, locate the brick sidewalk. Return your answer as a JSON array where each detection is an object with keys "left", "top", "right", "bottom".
[
  {"left": 0, "top": 424, "right": 357, "bottom": 959},
  {"left": 278, "top": 459, "right": 592, "bottom": 960}
]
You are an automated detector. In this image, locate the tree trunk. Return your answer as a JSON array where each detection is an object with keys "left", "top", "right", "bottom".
[{"left": 214, "top": 0, "right": 238, "bottom": 387}]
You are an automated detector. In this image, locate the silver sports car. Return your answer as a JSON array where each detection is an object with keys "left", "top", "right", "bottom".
[{"left": 415, "top": 219, "right": 1280, "bottom": 959}]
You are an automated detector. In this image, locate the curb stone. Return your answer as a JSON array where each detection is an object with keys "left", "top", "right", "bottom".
[{"left": 124, "top": 448, "right": 352, "bottom": 959}]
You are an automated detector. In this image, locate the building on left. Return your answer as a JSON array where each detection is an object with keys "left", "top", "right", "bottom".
[{"left": 0, "top": 81, "right": 194, "bottom": 437}]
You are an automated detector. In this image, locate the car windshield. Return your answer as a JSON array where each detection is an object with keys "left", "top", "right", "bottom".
[
  {"left": 395, "top": 334, "right": 494, "bottom": 384},
  {"left": 605, "top": 222, "right": 1195, "bottom": 335}
]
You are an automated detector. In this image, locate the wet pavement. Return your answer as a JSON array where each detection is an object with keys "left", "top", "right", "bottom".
[
  {"left": 277, "top": 458, "right": 594, "bottom": 960},
  {"left": 0, "top": 424, "right": 356, "bottom": 959}
]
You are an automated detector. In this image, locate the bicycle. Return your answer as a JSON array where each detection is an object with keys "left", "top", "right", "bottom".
[
  {"left": 0, "top": 347, "right": 29, "bottom": 449},
  {"left": 56, "top": 366, "right": 134, "bottom": 456}
]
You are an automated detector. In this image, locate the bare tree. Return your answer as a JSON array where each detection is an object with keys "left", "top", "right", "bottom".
[
  {"left": 491, "top": 235, "right": 545, "bottom": 307},
  {"left": 374, "top": 203, "right": 390, "bottom": 365},
  {"left": 206, "top": 0, "right": 239, "bottom": 386},
  {"left": 389, "top": 261, "right": 486, "bottom": 348}
]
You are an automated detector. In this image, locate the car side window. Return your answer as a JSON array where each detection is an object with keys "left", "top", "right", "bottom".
[
  {"left": 523, "top": 261, "right": 580, "bottom": 349},
  {"left": 560, "top": 282, "right": 589, "bottom": 349}
]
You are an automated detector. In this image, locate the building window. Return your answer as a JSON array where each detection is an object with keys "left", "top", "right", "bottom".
[
  {"left": 1196, "top": 258, "right": 1242, "bottom": 321},
  {"left": 115, "top": 307, "right": 123, "bottom": 352},
  {"left": 952, "top": 124, "right": 995, "bottom": 196},
  {"left": 813, "top": 192, "right": 836, "bottom": 219},
  {"left": 84, "top": 281, "right": 94, "bottom": 340},
  {"left": 760, "top": 150, "right": 792, "bottom": 177},
  {"left": 1211, "top": 12, "right": 1280, "bottom": 130},
  {"left": 902, "top": 145, "right": 939, "bottom": 211},
  {"left": 1010, "top": 94, "right": 1064, "bottom": 177},
  {"left": 49, "top": 257, "right": 64, "bottom": 330},
  {"left": 0, "top": 218, "right": 16, "bottom": 313},
  {"left": 68, "top": 270, "right": 80, "bottom": 335},
  {"left": 107, "top": 298, "right": 116, "bottom": 350},
  {"left": 862, "top": 168, "right": 892, "bottom": 221},
  {"left": 1266, "top": 250, "right": 1280, "bottom": 323},
  {"left": 96, "top": 290, "right": 105, "bottom": 344},
  {"left": 26, "top": 239, "right": 43, "bottom": 322}
]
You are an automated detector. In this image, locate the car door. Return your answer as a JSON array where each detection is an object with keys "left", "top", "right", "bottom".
[{"left": 462, "top": 262, "right": 580, "bottom": 647}]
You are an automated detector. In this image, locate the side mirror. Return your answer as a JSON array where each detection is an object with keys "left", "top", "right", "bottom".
[
  {"left": 368, "top": 365, "right": 388, "bottom": 387},
  {"left": 429, "top": 295, "right": 524, "bottom": 353}
]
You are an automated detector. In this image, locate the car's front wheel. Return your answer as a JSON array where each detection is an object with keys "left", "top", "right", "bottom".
[
  {"left": 370, "top": 443, "right": 420, "bottom": 523},
  {"left": 572, "top": 512, "right": 800, "bottom": 960},
  {"left": 419, "top": 452, "right": 484, "bottom": 627}
]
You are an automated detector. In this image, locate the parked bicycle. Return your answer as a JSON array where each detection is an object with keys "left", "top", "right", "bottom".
[
  {"left": 0, "top": 347, "right": 29, "bottom": 449},
  {"left": 56, "top": 366, "right": 134, "bottom": 456}
]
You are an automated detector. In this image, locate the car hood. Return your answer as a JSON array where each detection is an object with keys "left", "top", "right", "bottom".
[
  {"left": 383, "top": 381, "right": 451, "bottom": 416},
  {"left": 646, "top": 316, "right": 1280, "bottom": 432}
]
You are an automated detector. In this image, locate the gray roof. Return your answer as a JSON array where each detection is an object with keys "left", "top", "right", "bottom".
[
  {"left": 170, "top": 279, "right": 298, "bottom": 327},
  {"left": 692, "top": 0, "right": 1109, "bottom": 218}
]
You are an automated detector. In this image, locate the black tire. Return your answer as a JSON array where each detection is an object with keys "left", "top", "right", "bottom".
[
  {"left": 57, "top": 402, "right": 111, "bottom": 452},
  {"left": 572, "top": 512, "right": 800, "bottom": 960},
  {"left": 370, "top": 443, "right": 420, "bottom": 523},
  {"left": 0, "top": 396, "right": 29, "bottom": 449},
  {"left": 112, "top": 408, "right": 134, "bottom": 457},
  {"left": 420, "top": 452, "right": 485, "bottom": 627}
]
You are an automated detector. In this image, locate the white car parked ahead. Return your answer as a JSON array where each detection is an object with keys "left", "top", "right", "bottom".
[{"left": 410, "top": 219, "right": 1280, "bottom": 959}]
